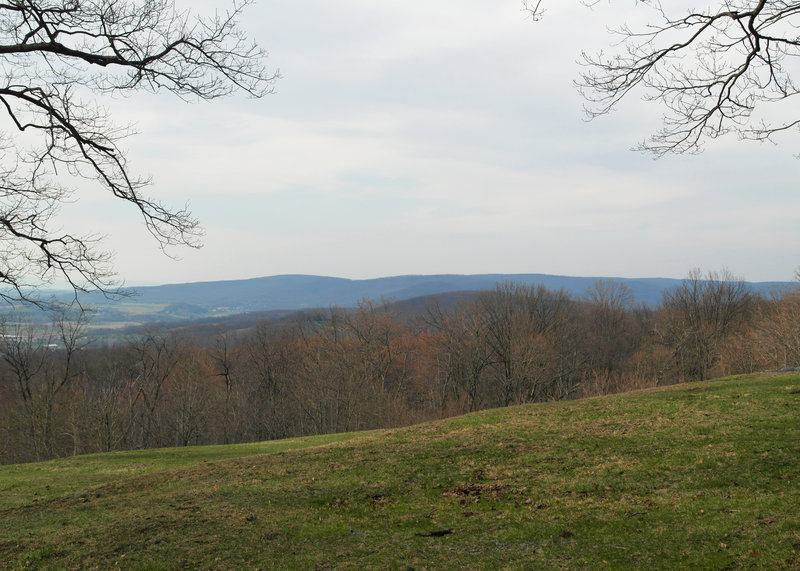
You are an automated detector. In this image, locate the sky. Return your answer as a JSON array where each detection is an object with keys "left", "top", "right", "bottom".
[{"left": 61, "top": 1, "right": 800, "bottom": 286}]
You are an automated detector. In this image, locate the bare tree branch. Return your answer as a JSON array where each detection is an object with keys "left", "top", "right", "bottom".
[
  {"left": 0, "top": 0, "right": 277, "bottom": 304},
  {"left": 527, "top": 1, "right": 800, "bottom": 156}
]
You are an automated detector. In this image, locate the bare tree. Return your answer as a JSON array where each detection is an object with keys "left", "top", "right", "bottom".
[
  {"left": 0, "top": 0, "right": 276, "bottom": 302},
  {"left": 660, "top": 268, "right": 754, "bottom": 381},
  {"left": 343, "top": 300, "right": 414, "bottom": 423},
  {"left": 81, "top": 346, "right": 135, "bottom": 453},
  {"left": 585, "top": 280, "right": 636, "bottom": 374},
  {"left": 476, "top": 283, "right": 578, "bottom": 406},
  {"left": 242, "top": 320, "right": 298, "bottom": 440},
  {"left": 127, "top": 327, "right": 183, "bottom": 448},
  {"left": 212, "top": 331, "right": 239, "bottom": 444},
  {"left": 753, "top": 289, "right": 800, "bottom": 368},
  {"left": 526, "top": 1, "right": 800, "bottom": 156},
  {"left": 426, "top": 299, "right": 493, "bottom": 412},
  {"left": 0, "top": 306, "right": 89, "bottom": 460}
]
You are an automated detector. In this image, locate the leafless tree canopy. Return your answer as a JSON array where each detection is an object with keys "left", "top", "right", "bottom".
[
  {"left": 526, "top": 1, "right": 800, "bottom": 156},
  {"left": 0, "top": 0, "right": 276, "bottom": 303}
]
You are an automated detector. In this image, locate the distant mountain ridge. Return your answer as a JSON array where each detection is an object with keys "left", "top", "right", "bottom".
[{"left": 80, "top": 273, "right": 792, "bottom": 313}]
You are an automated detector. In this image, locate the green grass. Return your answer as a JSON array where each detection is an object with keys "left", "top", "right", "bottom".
[
  {"left": 1, "top": 374, "right": 799, "bottom": 569},
  {"left": 0, "top": 432, "right": 364, "bottom": 511}
]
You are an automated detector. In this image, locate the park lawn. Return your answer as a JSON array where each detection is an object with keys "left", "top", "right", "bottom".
[{"left": 1, "top": 373, "right": 798, "bottom": 569}]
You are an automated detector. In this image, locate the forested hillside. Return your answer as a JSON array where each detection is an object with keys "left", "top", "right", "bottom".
[
  {"left": 32, "top": 272, "right": 790, "bottom": 327},
  {"left": 1, "top": 271, "right": 798, "bottom": 464}
]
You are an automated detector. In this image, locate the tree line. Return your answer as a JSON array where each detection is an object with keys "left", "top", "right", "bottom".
[{"left": 1, "top": 269, "right": 797, "bottom": 464}]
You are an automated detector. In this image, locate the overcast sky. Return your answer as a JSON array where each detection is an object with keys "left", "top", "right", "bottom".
[{"left": 69, "top": 1, "right": 800, "bottom": 286}]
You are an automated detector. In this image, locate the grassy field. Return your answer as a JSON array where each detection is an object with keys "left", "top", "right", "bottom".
[{"left": 1, "top": 374, "right": 798, "bottom": 569}]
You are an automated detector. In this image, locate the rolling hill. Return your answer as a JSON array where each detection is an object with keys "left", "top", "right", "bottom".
[
  {"left": 54, "top": 273, "right": 792, "bottom": 327},
  {"left": 1, "top": 372, "right": 798, "bottom": 569}
]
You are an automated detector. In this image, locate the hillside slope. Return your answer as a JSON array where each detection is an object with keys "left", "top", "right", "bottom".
[
  {"left": 42, "top": 272, "right": 791, "bottom": 329},
  {"left": 1, "top": 374, "right": 798, "bottom": 569},
  {"left": 79, "top": 273, "right": 789, "bottom": 312}
]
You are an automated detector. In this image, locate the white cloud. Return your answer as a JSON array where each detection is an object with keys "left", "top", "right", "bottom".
[{"left": 50, "top": 1, "right": 800, "bottom": 285}]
